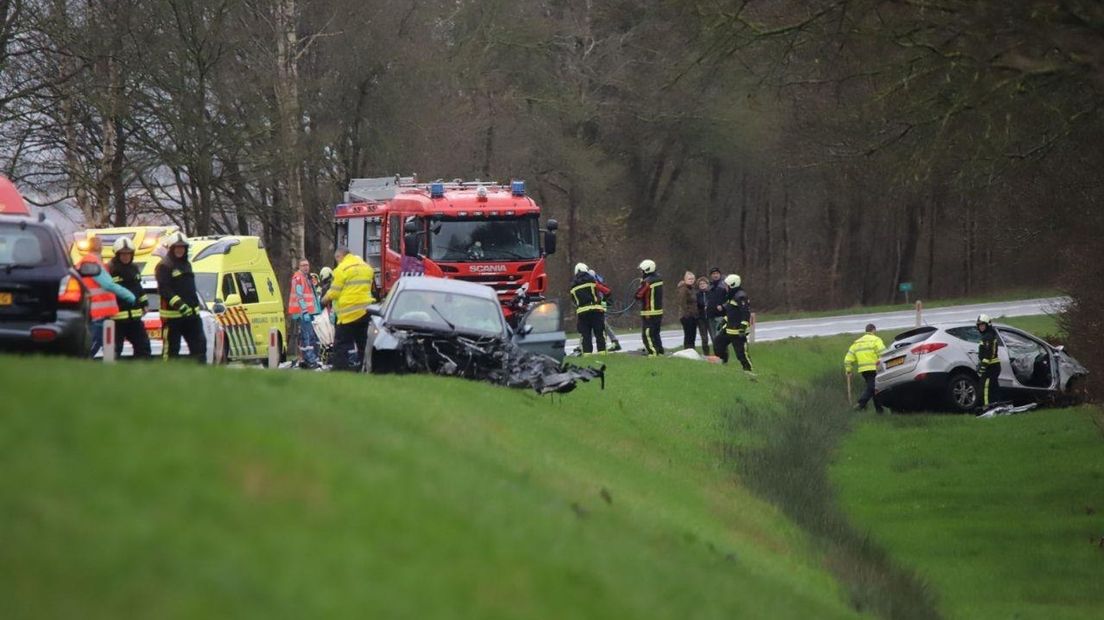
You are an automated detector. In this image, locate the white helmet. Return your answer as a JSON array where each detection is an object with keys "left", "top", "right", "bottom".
[
  {"left": 724, "top": 274, "right": 741, "bottom": 288},
  {"left": 977, "top": 313, "right": 992, "bottom": 325},
  {"left": 574, "top": 262, "right": 589, "bottom": 275},
  {"left": 638, "top": 259, "right": 656, "bottom": 274},
  {"left": 112, "top": 237, "right": 136, "bottom": 253},
  {"left": 164, "top": 231, "right": 189, "bottom": 247}
]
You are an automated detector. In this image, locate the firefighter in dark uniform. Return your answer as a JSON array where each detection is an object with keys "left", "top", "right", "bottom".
[
  {"left": 714, "top": 274, "right": 753, "bottom": 371},
  {"left": 108, "top": 237, "right": 151, "bottom": 359},
  {"left": 570, "top": 262, "right": 611, "bottom": 354},
  {"left": 634, "top": 259, "right": 664, "bottom": 356},
  {"left": 977, "top": 313, "right": 1001, "bottom": 407},
  {"left": 155, "top": 232, "right": 207, "bottom": 363}
]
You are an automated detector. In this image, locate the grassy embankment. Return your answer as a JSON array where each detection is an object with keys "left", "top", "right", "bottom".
[
  {"left": 1, "top": 347, "right": 855, "bottom": 619},
  {"left": 2, "top": 313, "right": 1098, "bottom": 619}
]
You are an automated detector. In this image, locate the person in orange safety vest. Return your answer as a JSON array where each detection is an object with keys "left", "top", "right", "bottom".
[{"left": 288, "top": 258, "right": 321, "bottom": 368}]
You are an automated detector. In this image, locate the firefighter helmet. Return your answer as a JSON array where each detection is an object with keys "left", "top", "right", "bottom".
[
  {"left": 164, "top": 231, "right": 189, "bottom": 247},
  {"left": 638, "top": 259, "right": 656, "bottom": 274},
  {"left": 575, "top": 262, "right": 589, "bottom": 275},
  {"left": 112, "top": 237, "right": 136, "bottom": 253},
  {"left": 724, "top": 274, "right": 741, "bottom": 288},
  {"left": 319, "top": 266, "right": 334, "bottom": 282},
  {"left": 977, "top": 313, "right": 992, "bottom": 325}
]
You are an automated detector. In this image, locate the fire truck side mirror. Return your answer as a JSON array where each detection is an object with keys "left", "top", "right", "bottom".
[
  {"left": 404, "top": 233, "right": 421, "bottom": 258},
  {"left": 542, "top": 220, "right": 558, "bottom": 256}
]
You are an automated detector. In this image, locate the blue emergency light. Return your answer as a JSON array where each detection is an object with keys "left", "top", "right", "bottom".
[
  {"left": 430, "top": 182, "right": 445, "bottom": 198},
  {"left": 511, "top": 180, "right": 525, "bottom": 196}
]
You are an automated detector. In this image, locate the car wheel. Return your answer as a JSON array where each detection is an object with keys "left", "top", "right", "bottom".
[{"left": 946, "top": 371, "right": 980, "bottom": 413}]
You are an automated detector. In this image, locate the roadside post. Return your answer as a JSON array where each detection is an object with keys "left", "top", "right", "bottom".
[
  {"left": 915, "top": 300, "right": 923, "bottom": 327},
  {"left": 102, "top": 320, "right": 116, "bottom": 363},
  {"left": 213, "top": 325, "right": 225, "bottom": 365},
  {"left": 268, "top": 328, "right": 280, "bottom": 368},
  {"left": 749, "top": 312, "right": 757, "bottom": 343}
]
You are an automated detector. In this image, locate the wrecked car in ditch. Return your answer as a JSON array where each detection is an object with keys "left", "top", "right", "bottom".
[
  {"left": 875, "top": 322, "right": 1088, "bottom": 412},
  {"left": 362, "top": 277, "right": 603, "bottom": 394}
]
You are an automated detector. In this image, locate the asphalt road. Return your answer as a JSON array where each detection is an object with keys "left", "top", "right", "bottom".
[{"left": 565, "top": 297, "right": 1068, "bottom": 353}]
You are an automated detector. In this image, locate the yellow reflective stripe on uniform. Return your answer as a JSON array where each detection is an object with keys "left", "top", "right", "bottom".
[
  {"left": 640, "top": 309, "right": 663, "bottom": 316},
  {"left": 576, "top": 305, "right": 603, "bottom": 313},
  {"left": 336, "top": 304, "right": 369, "bottom": 316},
  {"left": 111, "top": 309, "right": 143, "bottom": 320},
  {"left": 982, "top": 357, "right": 999, "bottom": 364},
  {"left": 344, "top": 279, "right": 373, "bottom": 286},
  {"left": 169, "top": 295, "right": 181, "bottom": 306},
  {"left": 162, "top": 309, "right": 182, "bottom": 318}
]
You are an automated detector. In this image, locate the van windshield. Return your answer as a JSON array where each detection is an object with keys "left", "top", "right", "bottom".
[{"left": 194, "top": 272, "right": 218, "bottom": 304}]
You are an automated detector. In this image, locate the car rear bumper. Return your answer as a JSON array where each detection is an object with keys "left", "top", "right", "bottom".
[
  {"left": 0, "top": 311, "right": 89, "bottom": 356},
  {"left": 876, "top": 371, "right": 951, "bottom": 408}
]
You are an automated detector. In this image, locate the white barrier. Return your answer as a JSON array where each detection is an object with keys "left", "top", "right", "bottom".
[
  {"left": 213, "top": 325, "right": 226, "bottom": 365},
  {"left": 915, "top": 300, "right": 923, "bottom": 327},
  {"left": 102, "top": 320, "right": 116, "bottom": 363},
  {"left": 268, "top": 328, "right": 280, "bottom": 368}
]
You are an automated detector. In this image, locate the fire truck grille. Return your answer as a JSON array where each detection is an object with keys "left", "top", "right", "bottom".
[{"left": 456, "top": 274, "right": 522, "bottom": 294}]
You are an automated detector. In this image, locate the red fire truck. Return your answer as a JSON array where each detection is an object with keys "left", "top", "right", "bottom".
[{"left": 333, "top": 176, "right": 558, "bottom": 323}]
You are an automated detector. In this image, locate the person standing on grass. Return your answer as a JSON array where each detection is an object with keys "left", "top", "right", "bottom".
[
  {"left": 704, "top": 267, "right": 728, "bottom": 340},
  {"left": 695, "top": 276, "right": 712, "bottom": 355},
  {"left": 288, "top": 258, "right": 321, "bottom": 369},
  {"left": 322, "top": 247, "right": 375, "bottom": 371},
  {"left": 845, "top": 323, "right": 886, "bottom": 413},
  {"left": 569, "top": 262, "right": 611, "bottom": 354},
  {"left": 976, "top": 313, "right": 1001, "bottom": 408},
  {"left": 676, "top": 271, "right": 700, "bottom": 351},
  {"left": 713, "top": 274, "right": 753, "bottom": 372},
  {"left": 634, "top": 259, "right": 664, "bottom": 356},
  {"left": 589, "top": 268, "right": 622, "bottom": 352}
]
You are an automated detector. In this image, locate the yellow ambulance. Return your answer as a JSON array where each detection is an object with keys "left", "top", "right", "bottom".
[
  {"left": 186, "top": 235, "right": 286, "bottom": 363},
  {"left": 70, "top": 225, "right": 178, "bottom": 274}
]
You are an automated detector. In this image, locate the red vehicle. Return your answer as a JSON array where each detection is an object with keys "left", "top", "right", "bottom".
[{"left": 334, "top": 176, "right": 558, "bottom": 324}]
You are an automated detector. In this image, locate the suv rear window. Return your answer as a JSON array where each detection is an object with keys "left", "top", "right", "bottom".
[
  {"left": 946, "top": 326, "right": 982, "bottom": 343},
  {"left": 0, "top": 223, "right": 58, "bottom": 267}
]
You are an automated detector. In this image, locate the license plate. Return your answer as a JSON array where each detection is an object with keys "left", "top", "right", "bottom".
[
  {"left": 0, "top": 292, "right": 11, "bottom": 305},
  {"left": 885, "top": 356, "right": 906, "bottom": 369}
]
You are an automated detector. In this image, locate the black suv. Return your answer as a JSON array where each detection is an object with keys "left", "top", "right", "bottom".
[{"left": 0, "top": 214, "right": 90, "bottom": 356}]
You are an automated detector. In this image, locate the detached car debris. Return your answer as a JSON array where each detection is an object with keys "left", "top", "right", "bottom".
[{"left": 364, "top": 277, "right": 604, "bottom": 394}]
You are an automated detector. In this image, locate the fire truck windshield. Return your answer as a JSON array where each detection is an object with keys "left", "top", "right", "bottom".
[{"left": 428, "top": 217, "right": 540, "bottom": 262}]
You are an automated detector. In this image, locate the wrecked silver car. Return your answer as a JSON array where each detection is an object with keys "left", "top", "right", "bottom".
[
  {"left": 875, "top": 322, "right": 1088, "bottom": 412},
  {"left": 363, "top": 277, "right": 604, "bottom": 394}
]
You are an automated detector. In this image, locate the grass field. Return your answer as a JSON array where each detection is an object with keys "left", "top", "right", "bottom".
[
  {"left": 0, "top": 350, "right": 855, "bottom": 619},
  {"left": 1, "top": 312, "right": 1099, "bottom": 619}
]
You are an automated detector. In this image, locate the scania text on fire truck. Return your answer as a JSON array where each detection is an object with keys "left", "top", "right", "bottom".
[{"left": 334, "top": 176, "right": 558, "bottom": 324}]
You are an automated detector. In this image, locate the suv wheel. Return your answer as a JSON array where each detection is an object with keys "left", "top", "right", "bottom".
[{"left": 946, "top": 371, "right": 980, "bottom": 412}]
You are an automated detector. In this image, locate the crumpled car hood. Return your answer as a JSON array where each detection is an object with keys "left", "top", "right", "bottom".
[{"left": 395, "top": 329, "right": 604, "bottom": 394}]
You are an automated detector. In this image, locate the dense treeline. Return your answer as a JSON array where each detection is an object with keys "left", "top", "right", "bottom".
[{"left": 2, "top": 0, "right": 1100, "bottom": 392}]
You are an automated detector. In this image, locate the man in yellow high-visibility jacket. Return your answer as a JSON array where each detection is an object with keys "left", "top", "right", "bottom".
[
  {"left": 322, "top": 247, "right": 375, "bottom": 371},
  {"left": 844, "top": 323, "right": 886, "bottom": 413}
]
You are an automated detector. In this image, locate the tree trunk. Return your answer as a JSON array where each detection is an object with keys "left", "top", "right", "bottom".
[{"left": 274, "top": 0, "right": 305, "bottom": 266}]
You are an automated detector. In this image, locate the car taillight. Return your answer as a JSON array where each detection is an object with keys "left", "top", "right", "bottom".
[
  {"left": 58, "top": 275, "right": 83, "bottom": 305},
  {"left": 911, "top": 342, "right": 947, "bottom": 355}
]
